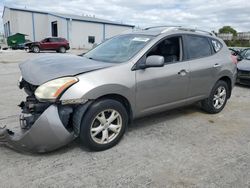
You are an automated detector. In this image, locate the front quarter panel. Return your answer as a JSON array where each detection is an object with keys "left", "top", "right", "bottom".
[{"left": 60, "top": 62, "right": 136, "bottom": 111}]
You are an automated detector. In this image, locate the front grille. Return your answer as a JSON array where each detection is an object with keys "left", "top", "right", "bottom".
[
  {"left": 238, "top": 78, "right": 250, "bottom": 85},
  {"left": 18, "top": 78, "right": 48, "bottom": 129},
  {"left": 18, "top": 95, "right": 50, "bottom": 129},
  {"left": 238, "top": 70, "right": 250, "bottom": 77}
]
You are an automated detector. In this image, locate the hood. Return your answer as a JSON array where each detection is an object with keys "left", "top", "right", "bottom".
[
  {"left": 25, "top": 42, "right": 38, "bottom": 46},
  {"left": 19, "top": 54, "right": 115, "bottom": 85},
  {"left": 237, "top": 59, "right": 250, "bottom": 71}
]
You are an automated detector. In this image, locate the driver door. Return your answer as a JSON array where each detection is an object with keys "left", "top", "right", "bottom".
[
  {"left": 135, "top": 36, "right": 190, "bottom": 116},
  {"left": 40, "top": 38, "right": 51, "bottom": 50}
]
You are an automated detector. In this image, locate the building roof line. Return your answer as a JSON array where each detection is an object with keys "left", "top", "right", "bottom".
[{"left": 2, "top": 6, "right": 134, "bottom": 27}]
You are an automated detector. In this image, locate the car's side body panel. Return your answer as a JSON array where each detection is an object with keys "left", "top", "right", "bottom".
[
  {"left": 61, "top": 31, "right": 236, "bottom": 119},
  {"left": 135, "top": 61, "right": 190, "bottom": 116}
]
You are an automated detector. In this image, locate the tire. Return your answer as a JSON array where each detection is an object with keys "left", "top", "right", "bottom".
[
  {"left": 31, "top": 46, "right": 40, "bottom": 53},
  {"left": 59, "top": 46, "right": 66, "bottom": 53},
  {"left": 76, "top": 99, "right": 128, "bottom": 151},
  {"left": 201, "top": 80, "right": 229, "bottom": 114}
]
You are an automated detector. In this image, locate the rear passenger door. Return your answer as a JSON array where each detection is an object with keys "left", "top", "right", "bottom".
[{"left": 183, "top": 35, "right": 218, "bottom": 100}]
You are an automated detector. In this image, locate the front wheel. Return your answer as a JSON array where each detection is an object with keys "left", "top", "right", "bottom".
[
  {"left": 31, "top": 46, "right": 40, "bottom": 53},
  {"left": 201, "top": 80, "right": 229, "bottom": 114},
  {"left": 77, "top": 99, "right": 128, "bottom": 151}
]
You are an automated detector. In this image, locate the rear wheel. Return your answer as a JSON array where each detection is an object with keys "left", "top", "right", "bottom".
[
  {"left": 32, "top": 46, "right": 40, "bottom": 53},
  {"left": 77, "top": 99, "right": 128, "bottom": 151},
  {"left": 59, "top": 46, "right": 66, "bottom": 53},
  {"left": 201, "top": 80, "right": 229, "bottom": 114}
]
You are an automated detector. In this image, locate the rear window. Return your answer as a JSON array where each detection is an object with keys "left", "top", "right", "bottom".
[
  {"left": 58, "top": 38, "right": 65, "bottom": 42},
  {"left": 49, "top": 38, "right": 65, "bottom": 42},
  {"left": 211, "top": 39, "right": 222, "bottom": 53},
  {"left": 186, "top": 35, "right": 212, "bottom": 59}
]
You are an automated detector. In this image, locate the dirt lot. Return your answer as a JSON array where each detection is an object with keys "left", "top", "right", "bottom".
[
  {"left": 0, "top": 49, "right": 84, "bottom": 63},
  {"left": 0, "top": 51, "right": 250, "bottom": 188}
]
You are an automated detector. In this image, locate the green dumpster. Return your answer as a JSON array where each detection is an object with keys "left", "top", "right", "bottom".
[{"left": 7, "top": 33, "right": 27, "bottom": 48}]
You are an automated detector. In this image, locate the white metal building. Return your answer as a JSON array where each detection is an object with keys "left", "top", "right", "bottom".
[
  {"left": 2, "top": 6, "right": 134, "bottom": 49},
  {"left": 217, "top": 33, "right": 233, "bottom": 41},
  {"left": 237, "top": 32, "right": 250, "bottom": 40}
]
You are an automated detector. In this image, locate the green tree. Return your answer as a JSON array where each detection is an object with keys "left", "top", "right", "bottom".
[{"left": 218, "top": 26, "right": 237, "bottom": 36}]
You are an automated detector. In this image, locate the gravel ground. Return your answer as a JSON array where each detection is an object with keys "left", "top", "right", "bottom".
[
  {"left": 0, "top": 49, "right": 84, "bottom": 63},
  {"left": 0, "top": 51, "right": 250, "bottom": 188}
]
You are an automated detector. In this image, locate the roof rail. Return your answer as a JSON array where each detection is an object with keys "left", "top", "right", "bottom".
[
  {"left": 144, "top": 25, "right": 181, "bottom": 30},
  {"left": 177, "top": 27, "right": 215, "bottom": 36},
  {"left": 144, "top": 26, "right": 215, "bottom": 36}
]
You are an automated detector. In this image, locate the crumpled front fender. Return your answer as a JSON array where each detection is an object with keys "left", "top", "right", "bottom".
[{"left": 0, "top": 105, "right": 76, "bottom": 153}]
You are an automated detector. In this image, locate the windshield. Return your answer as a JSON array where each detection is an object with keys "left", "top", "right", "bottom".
[
  {"left": 240, "top": 49, "right": 250, "bottom": 60},
  {"left": 84, "top": 34, "right": 153, "bottom": 63}
]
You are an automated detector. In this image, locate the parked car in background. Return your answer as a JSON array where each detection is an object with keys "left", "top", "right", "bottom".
[
  {"left": 25, "top": 37, "right": 70, "bottom": 53},
  {"left": 12, "top": 43, "right": 26, "bottom": 50},
  {"left": 12, "top": 39, "right": 31, "bottom": 50},
  {"left": 239, "top": 48, "right": 250, "bottom": 59},
  {"left": 229, "top": 48, "right": 241, "bottom": 56},
  {"left": 237, "top": 48, "right": 250, "bottom": 85},
  {"left": 0, "top": 26, "right": 237, "bottom": 153}
]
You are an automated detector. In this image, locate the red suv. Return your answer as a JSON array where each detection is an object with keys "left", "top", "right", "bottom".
[{"left": 25, "top": 37, "right": 70, "bottom": 53}]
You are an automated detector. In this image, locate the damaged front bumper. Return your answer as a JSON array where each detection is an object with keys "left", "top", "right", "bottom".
[{"left": 0, "top": 104, "right": 76, "bottom": 153}]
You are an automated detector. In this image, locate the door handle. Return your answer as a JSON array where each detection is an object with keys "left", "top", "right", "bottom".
[
  {"left": 213, "top": 63, "right": 221, "bottom": 68},
  {"left": 178, "top": 69, "right": 188, "bottom": 76}
]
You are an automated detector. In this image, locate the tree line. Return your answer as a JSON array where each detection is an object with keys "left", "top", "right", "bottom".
[{"left": 216, "top": 26, "right": 250, "bottom": 47}]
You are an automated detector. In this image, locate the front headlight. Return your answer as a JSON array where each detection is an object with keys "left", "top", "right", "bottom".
[{"left": 35, "top": 77, "right": 78, "bottom": 101}]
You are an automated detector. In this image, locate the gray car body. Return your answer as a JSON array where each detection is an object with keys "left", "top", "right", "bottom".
[
  {"left": 62, "top": 30, "right": 236, "bottom": 118},
  {"left": 0, "top": 28, "right": 237, "bottom": 153}
]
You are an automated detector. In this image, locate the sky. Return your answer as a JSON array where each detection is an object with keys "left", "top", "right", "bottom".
[{"left": 0, "top": 0, "right": 250, "bottom": 34}]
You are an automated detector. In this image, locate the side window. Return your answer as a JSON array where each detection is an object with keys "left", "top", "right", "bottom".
[
  {"left": 244, "top": 50, "right": 250, "bottom": 59},
  {"left": 211, "top": 39, "right": 222, "bottom": 53},
  {"left": 58, "top": 38, "right": 64, "bottom": 42},
  {"left": 88, "top": 36, "right": 95, "bottom": 44},
  {"left": 186, "top": 35, "right": 212, "bottom": 59},
  {"left": 49, "top": 38, "right": 58, "bottom": 42},
  {"left": 42, "top": 38, "right": 49, "bottom": 42},
  {"left": 147, "top": 36, "right": 182, "bottom": 63}
]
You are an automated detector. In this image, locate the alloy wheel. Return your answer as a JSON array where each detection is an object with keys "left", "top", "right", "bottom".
[
  {"left": 33, "top": 46, "right": 39, "bottom": 53},
  {"left": 213, "top": 86, "right": 227, "bottom": 109},
  {"left": 90, "top": 109, "right": 122, "bottom": 144},
  {"left": 60, "top": 47, "right": 66, "bottom": 53}
]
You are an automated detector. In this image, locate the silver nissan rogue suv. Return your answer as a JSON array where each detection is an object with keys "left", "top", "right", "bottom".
[{"left": 0, "top": 26, "right": 237, "bottom": 153}]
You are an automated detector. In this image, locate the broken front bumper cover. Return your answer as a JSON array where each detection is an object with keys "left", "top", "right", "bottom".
[{"left": 0, "top": 105, "right": 76, "bottom": 153}]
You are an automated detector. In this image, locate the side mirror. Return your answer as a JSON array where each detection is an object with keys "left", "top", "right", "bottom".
[{"left": 139, "top": 55, "right": 164, "bottom": 69}]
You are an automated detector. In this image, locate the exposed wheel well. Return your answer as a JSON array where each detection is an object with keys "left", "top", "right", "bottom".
[
  {"left": 96, "top": 94, "right": 133, "bottom": 123},
  {"left": 218, "top": 76, "right": 232, "bottom": 98}
]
